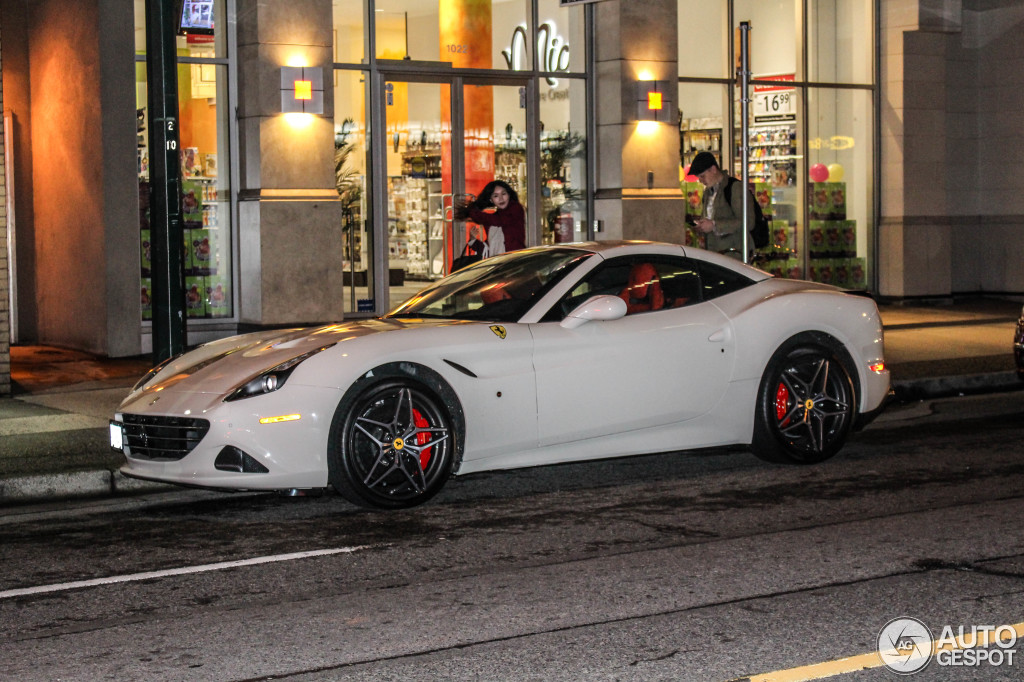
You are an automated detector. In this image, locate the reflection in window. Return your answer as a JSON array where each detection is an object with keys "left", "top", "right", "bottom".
[{"left": 388, "top": 248, "right": 590, "bottom": 323}]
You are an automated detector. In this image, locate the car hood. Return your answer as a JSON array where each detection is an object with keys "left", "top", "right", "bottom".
[{"left": 125, "top": 317, "right": 467, "bottom": 400}]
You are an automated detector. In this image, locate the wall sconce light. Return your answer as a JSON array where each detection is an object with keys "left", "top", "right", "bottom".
[
  {"left": 281, "top": 66, "right": 324, "bottom": 114},
  {"left": 636, "top": 80, "right": 672, "bottom": 123}
]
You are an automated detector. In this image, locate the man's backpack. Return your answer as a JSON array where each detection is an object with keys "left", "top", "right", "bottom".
[{"left": 723, "top": 177, "right": 771, "bottom": 249}]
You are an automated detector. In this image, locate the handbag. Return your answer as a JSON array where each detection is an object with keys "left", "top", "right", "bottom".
[{"left": 450, "top": 239, "right": 488, "bottom": 273}]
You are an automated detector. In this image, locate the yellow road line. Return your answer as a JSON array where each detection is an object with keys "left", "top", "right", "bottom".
[{"left": 737, "top": 621, "right": 1024, "bottom": 682}]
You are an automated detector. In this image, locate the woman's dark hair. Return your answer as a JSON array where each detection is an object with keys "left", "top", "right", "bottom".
[
  {"left": 454, "top": 179, "right": 520, "bottom": 220},
  {"left": 471, "top": 180, "right": 519, "bottom": 210}
]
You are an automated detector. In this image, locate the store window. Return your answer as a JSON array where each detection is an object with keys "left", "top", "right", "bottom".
[
  {"left": 540, "top": 78, "right": 587, "bottom": 244},
  {"left": 677, "top": 0, "right": 728, "bottom": 79},
  {"left": 135, "top": 0, "right": 234, "bottom": 323},
  {"left": 677, "top": 1, "right": 875, "bottom": 288},
  {"left": 537, "top": 0, "right": 585, "bottom": 75},
  {"left": 334, "top": 70, "right": 371, "bottom": 314},
  {"left": 808, "top": 0, "right": 874, "bottom": 84},
  {"left": 806, "top": 87, "right": 874, "bottom": 290},
  {"left": 334, "top": 0, "right": 366, "bottom": 64},
  {"left": 334, "top": 1, "right": 589, "bottom": 313},
  {"left": 679, "top": 82, "right": 729, "bottom": 247},
  {"left": 734, "top": 0, "right": 800, "bottom": 81},
  {"left": 374, "top": 0, "right": 531, "bottom": 68}
]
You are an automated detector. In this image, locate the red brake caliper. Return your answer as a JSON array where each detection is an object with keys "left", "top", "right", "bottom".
[
  {"left": 775, "top": 383, "right": 790, "bottom": 426},
  {"left": 412, "top": 408, "right": 432, "bottom": 469}
]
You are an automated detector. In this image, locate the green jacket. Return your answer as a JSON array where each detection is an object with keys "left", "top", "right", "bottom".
[{"left": 701, "top": 176, "right": 755, "bottom": 257}]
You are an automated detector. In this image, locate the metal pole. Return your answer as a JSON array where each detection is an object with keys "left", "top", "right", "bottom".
[
  {"left": 145, "top": 0, "right": 186, "bottom": 364},
  {"left": 739, "top": 21, "right": 751, "bottom": 264}
]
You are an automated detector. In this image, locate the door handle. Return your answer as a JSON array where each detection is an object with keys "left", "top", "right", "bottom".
[{"left": 708, "top": 328, "right": 729, "bottom": 343}]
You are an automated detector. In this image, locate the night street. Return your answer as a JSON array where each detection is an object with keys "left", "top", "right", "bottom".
[{"left": 2, "top": 390, "right": 1023, "bottom": 681}]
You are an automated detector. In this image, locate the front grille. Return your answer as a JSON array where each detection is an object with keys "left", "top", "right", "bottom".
[{"left": 121, "top": 414, "right": 210, "bottom": 461}]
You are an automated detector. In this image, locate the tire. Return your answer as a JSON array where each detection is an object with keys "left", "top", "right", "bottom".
[
  {"left": 328, "top": 379, "right": 455, "bottom": 509},
  {"left": 751, "top": 343, "right": 856, "bottom": 464}
]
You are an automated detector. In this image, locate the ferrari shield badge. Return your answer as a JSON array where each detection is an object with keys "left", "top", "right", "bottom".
[{"left": 490, "top": 325, "right": 507, "bottom": 340}]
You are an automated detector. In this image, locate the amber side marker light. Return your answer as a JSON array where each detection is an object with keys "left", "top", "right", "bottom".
[
  {"left": 869, "top": 362, "right": 886, "bottom": 373},
  {"left": 259, "top": 414, "right": 302, "bottom": 425}
]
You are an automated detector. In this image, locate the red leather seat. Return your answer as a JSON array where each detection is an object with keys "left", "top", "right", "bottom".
[{"left": 618, "top": 263, "right": 664, "bottom": 313}]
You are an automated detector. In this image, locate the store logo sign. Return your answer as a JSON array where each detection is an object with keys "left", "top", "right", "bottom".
[{"left": 503, "top": 22, "right": 570, "bottom": 86}]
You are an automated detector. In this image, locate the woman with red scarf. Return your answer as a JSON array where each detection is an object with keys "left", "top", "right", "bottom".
[{"left": 455, "top": 180, "right": 526, "bottom": 255}]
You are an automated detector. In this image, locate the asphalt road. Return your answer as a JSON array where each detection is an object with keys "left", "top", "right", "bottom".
[{"left": 2, "top": 391, "right": 1024, "bottom": 681}]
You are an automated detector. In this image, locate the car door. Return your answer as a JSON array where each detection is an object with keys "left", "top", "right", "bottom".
[{"left": 529, "top": 255, "right": 735, "bottom": 447}]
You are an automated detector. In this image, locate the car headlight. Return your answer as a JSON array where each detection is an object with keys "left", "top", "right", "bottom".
[{"left": 224, "top": 344, "right": 335, "bottom": 402}]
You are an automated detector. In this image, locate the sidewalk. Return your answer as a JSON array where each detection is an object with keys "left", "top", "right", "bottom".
[{"left": 1, "top": 297, "right": 1022, "bottom": 506}]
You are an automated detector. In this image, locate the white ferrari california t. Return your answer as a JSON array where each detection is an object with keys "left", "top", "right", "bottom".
[{"left": 113, "top": 241, "right": 891, "bottom": 509}]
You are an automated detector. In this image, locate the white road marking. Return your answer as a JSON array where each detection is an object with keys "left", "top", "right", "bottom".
[{"left": 0, "top": 546, "right": 374, "bottom": 599}]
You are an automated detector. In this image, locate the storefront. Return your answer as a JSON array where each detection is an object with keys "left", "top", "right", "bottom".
[
  {"left": 677, "top": 0, "right": 876, "bottom": 290},
  {"left": 131, "top": 0, "right": 590, "bottom": 342},
  {"left": 330, "top": 0, "right": 590, "bottom": 314},
  {"left": 130, "top": 0, "right": 875, "bottom": 342},
  {"left": 4, "top": 0, "right": 909, "bottom": 387}
]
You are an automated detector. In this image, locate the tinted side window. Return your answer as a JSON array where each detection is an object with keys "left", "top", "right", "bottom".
[
  {"left": 697, "top": 261, "right": 754, "bottom": 300},
  {"left": 543, "top": 255, "right": 705, "bottom": 321}
]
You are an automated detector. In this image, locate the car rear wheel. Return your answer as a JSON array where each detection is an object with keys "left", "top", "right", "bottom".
[
  {"left": 329, "top": 379, "right": 454, "bottom": 509},
  {"left": 751, "top": 344, "right": 855, "bottom": 464}
]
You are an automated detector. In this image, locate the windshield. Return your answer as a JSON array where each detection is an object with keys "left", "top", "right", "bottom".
[{"left": 387, "top": 247, "right": 593, "bottom": 323}]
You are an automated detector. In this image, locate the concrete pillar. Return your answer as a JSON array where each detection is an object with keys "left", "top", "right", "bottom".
[
  {"left": 593, "top": 0, "right": 684, "bottom": 242},
  {"left": 878, "top": 0, "right": 957, "bottom": 297},
  {"left": 236, "top": 0, "right": 343, "bottom": 326}
]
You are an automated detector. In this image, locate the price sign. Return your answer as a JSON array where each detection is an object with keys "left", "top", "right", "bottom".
[{"left": 753, "top": 90, "right": 795, "bottom": 123}]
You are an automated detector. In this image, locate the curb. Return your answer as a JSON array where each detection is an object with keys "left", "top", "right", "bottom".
[
  {"left": 0, "top": 469, "right": 175, "bottom": 506},
  {"left": 892, "top": 371, "right": 1023, "bottom": 402}
]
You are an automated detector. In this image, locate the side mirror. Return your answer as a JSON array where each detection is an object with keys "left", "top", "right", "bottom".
[{"left": 560, "top": 295, "right": 628, "bottom": 329}]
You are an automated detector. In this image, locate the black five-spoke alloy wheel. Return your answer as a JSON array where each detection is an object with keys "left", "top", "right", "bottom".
[
  {"left": 329, "top": 379, "right": 454, "bottom": 509},
  {"left": 752, "top": 344, "right": 855, "bottom": 464}
]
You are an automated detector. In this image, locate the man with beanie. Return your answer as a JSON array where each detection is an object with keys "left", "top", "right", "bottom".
[{"left": 688, "top": 151, "right": 754, "bottom": 258}]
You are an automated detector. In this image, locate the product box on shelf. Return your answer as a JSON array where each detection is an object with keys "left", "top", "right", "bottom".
[
  {"left": 206, "top": 276, "right": 231, "bottom": 317},
  {"left": 182, "top": 234, "right": 192, "bottom": 274},
  {"left": 185, "top": 277, "right": 207, "bottom": 318},
  {"left": 769, "top": 220, "right": 796, "bottom": 256},
  {"left": 181, "top": 180, "right": 204, "bottom": 226},
  {"left": 848, "top": 258, "right": 867, "bottom": 289},
  {"left": 808, "top": 220, "right": 857, "bottom": 258},
  {"left": 683, "top": 181, "right": 703, "bottom": 216},
  {"left": 189, "top": 229, "right": 216, "bottom": 276},
  {"left": 753, "top": 182, "right": 773, "bottom": 217},
  {"left": 808, "top": 182, "right": 846, "bottom": 220},
  {"left": 140, "top": 230, "right": 152, "bottom": 277},
  {"left": 141, "top": 278, "right": 152, "bottom": 321},
  {"left": 807, "top": 258, "right": 867, "bottom": 289}
]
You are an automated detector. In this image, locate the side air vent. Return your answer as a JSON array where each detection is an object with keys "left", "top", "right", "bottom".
[{"left": 215, "top": 446, "right": 270, "bottom": 473}]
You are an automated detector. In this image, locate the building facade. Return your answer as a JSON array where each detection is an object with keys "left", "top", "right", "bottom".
[{"left": 0, "top": 0, "right": 1021, "bottom": 395}]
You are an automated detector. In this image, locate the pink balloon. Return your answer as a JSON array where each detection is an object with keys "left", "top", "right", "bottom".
[
  {"left": 809, "top": 163, "right": 829, "bottom": 183},
  {"left": 683, "top": 165, "right": 698, "bottom": 182}
]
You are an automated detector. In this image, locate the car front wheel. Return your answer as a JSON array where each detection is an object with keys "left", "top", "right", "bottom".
[
  {"left": 751, "top": 344, "right": 855, "bottom": 464},
  {"left": 329, "top": 379, "right": 454, "bottom": 509}
]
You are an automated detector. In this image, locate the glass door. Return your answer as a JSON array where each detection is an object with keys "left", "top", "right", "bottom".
[
  {"left": 374, "top": 74, "right": 533, "bottom": 313},
  {"left": 383, "top": 80, "right": 454, "bottom": 302}
]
